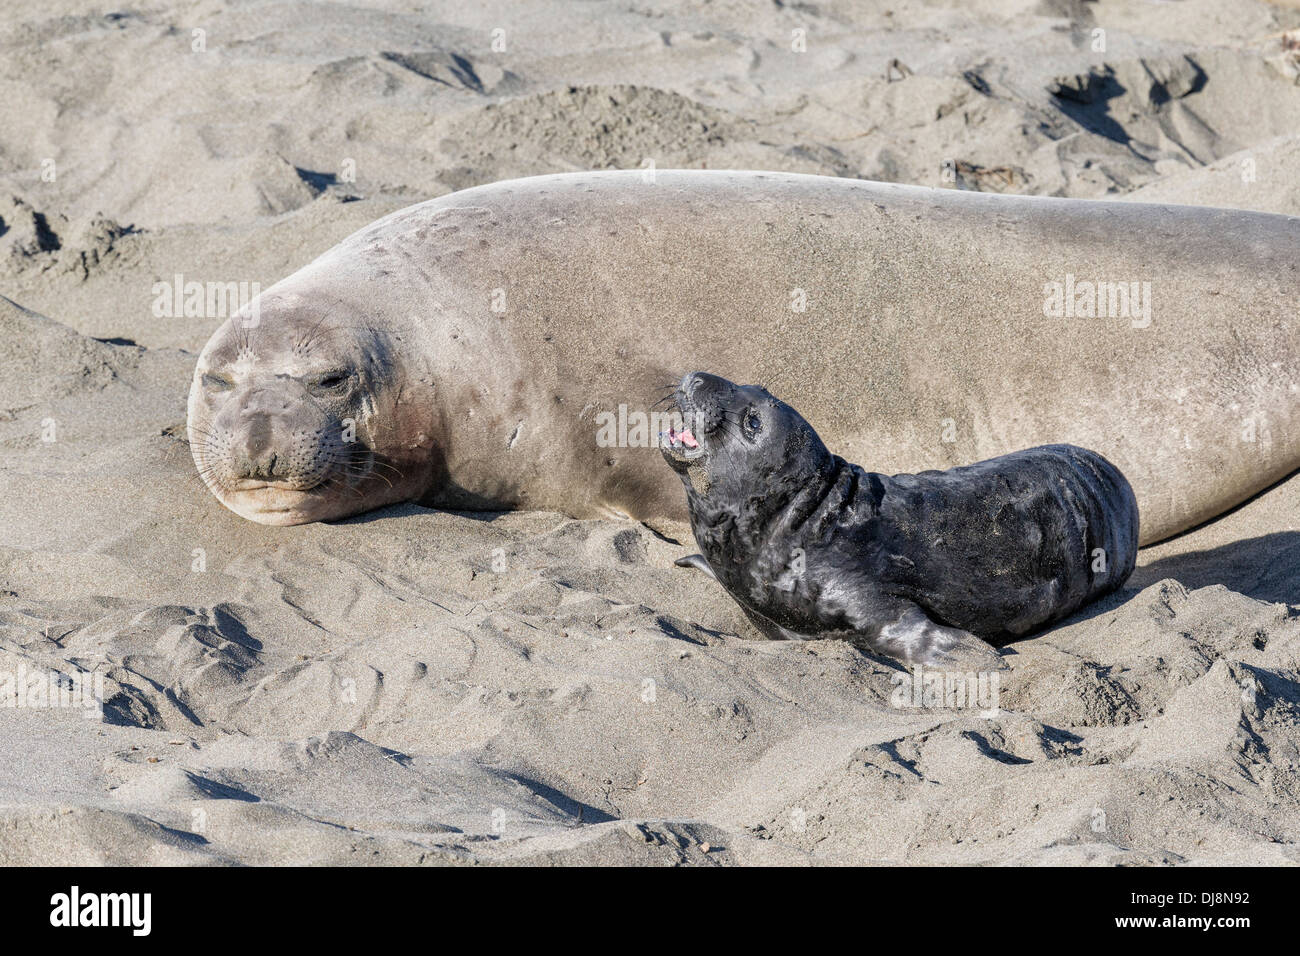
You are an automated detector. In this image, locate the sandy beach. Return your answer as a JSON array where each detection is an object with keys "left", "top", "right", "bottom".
[{"left": 1, "top": 0, "right": 1299, "bottom": 865}]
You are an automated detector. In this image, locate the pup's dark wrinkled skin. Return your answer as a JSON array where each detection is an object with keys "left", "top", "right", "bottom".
[{"left": 661, "top": 372, "right": 1139, "bottom": 670}]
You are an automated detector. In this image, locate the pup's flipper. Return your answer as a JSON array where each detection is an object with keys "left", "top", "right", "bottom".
[
  {"left": 673, "top": 553, "right": 717, "bottom": 580},
  {"left": 674, "top": 554, "right": 808, "bottom": 641},
  {"left": 869, "top": 606, "right": 1007, "bottom": 671}
]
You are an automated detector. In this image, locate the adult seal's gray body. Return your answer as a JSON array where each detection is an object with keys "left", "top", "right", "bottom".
[
  {"left": 187, "top": 170, "right": 1299, "bottom": 541},
  {"left": 662, "top": 372, "right": 1140, "bottom": 668}
]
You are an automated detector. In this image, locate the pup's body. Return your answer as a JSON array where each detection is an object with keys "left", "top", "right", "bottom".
[{"left": 662, "top": 373, "right": 1139, "bottom": 669}]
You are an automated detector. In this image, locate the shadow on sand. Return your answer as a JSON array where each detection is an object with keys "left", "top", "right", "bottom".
[
  {"left": 997, "top": 532, "right": 1299, "bottom": 652},
  {"left": 1130, "top": 531, "right": 1300, "bottom": 607}
]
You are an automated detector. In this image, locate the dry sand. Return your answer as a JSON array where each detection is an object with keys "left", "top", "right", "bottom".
[{"left": 1, "top": 0, "right": 1299, "bottom": 864}]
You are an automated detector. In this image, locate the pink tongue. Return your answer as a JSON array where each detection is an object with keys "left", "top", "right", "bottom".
[{"left": 680, "top": 429, "right": 698, "bottom": 448}]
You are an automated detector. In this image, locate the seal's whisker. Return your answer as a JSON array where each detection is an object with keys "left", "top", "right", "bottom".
[
  {"left": 294, "top": 309, "right": 337, "bottom": 353},
  {"left": 340, "top": 467, "right": 393, "bottom": 488},
  {"left": 183, "top": 425, "right": 225, "bottom": 439},
  {"left": 333, "top": 455, "right": 394, "bottom": 477},
  {"left": 321, "top": 475, "right": 366, "bottom": 500},
  {"left": 189, "top": 450, "right": 220, "bottom": 468},
  {"left": 712, "top": 415, "right": 743, "bottom": 442},
  {"left": 301, "top": 321, "right": 357, "bottom": 355},
  {"left": 185, "top": 466, "right": 222, "bottom": 488}
]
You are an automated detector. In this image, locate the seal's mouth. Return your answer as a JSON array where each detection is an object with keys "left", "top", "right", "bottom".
[
  {"left": 191, "top": 435, "right": 388, "bottom": 525},
  {"left": 659, "top": 375, "right": 719, "bottom": 470},
  {"left": 231, "top": 478, "right": 311, "bottom": 492},
  {"left": 660, "top": 423, "right": 705, "bottom": 463},
  {"left": 223, "top": 483, "right": 328, "bottom": 524}
]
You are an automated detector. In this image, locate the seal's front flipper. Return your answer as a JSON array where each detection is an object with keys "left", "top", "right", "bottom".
[
  {"left": 674, "top": 553, "right": 717, "bottom": 580},
  {"left": 868, "top": 606, "right": 1006, "bottom": 671},
  {"left": 674, "top": 554, "right": 806, "bottom": 641}
]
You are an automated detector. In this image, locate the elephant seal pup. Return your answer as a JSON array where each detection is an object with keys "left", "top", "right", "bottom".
[{"left": 662, "top": 372, "right": 1139, "bottom": 669}]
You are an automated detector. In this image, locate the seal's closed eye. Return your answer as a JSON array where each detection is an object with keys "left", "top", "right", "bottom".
[
  {"left": 202, "top": 373, "right": 234, "bottom": 391},
  {"left": 309, "top": 369, "right": 353, "bottom": 393}
]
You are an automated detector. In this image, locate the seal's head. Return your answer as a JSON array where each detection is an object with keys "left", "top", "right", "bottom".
[
  {"left": 660, "top": 371, "right": 834, "bottom": 507},
  {"left": 187, "top": 296, "right": 434, "bottom": 525}
]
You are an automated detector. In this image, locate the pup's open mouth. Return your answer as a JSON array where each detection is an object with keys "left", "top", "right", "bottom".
[{"left": 660, "top": 424, "right": 705, "bottom": 463}]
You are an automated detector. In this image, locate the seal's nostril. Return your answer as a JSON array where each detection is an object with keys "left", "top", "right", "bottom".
[{"left": 233, "top": 449, "right": 282, "bottom": 481}]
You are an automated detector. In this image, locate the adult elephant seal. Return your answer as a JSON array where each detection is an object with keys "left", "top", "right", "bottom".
[
  {"left": 662, "top": 372, "right": 1139, "bottom": 669},
  {"left": 188, "top": 170, "right": 1299, "bottom": 541}
]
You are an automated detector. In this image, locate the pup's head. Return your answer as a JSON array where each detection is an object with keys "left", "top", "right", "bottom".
[{"left": 660, "top": 371, "right": 834, "bottom": 506}]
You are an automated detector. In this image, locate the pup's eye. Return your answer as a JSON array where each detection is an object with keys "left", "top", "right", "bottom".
[
  {"left": 744, "top": 409, "right": 762, "bottom": 433},
  {"left": 202, "top": 373, "right": 233, "bottom": 391}
]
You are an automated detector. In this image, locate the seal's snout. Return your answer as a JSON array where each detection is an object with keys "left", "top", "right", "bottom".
[
  {"left": 676, "top": 371, "right": 732, "bottom": 436},
  {"left": 678, "top": 371, "right": 727, "bottom": 406},
  {"left": 219, "top": 406, "right": 338, "bottom": 493},
  {"left": 232, "top": 411, "right": 281, "bottom": 480},
  {"left": 660, "top": 370, "right": 728, "bottom": 466},
  {"left": 212, "top": 381, "right": 338, "bottom": 490}
]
